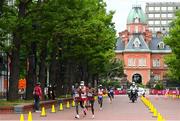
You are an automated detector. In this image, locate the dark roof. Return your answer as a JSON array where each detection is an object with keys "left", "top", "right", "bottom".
[
  {"left": 115, "top": 37, "right": 124, "bottom": 50},
  {"left": 125, "top": 34, "right": 150, "bottom": 51},
  {"left": 115, "top": 35, "right": 171, "bottom": 53},
  {"left": 150, "top": 37, "right": 171, "bottom": 50}
]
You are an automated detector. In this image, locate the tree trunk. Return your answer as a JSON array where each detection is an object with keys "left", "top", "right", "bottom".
[
  {"left": 26, "top": 42, "right": 37, "bottom": 99},
  {"left": 49, "top": 51, "right": 58, "bottom": 85},
  {"left": 8, "top": 32, "right": 20, "bottom": 100},
  {"left": 8, "top": 0, "right": 27, "bottom": 100},
  {"left": 39, "top": 47, "right": 47, "bottom": 93}
]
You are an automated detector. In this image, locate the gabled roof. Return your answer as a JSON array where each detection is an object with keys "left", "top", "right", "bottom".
[
  {"left": 150, "top": 37, "right": 171, "bottom": 53},
  {"left": 115, "top": 35, "right": 172, "bottom": 53},
  {"left": 115, "top": 37, "right": 124, "bottom": 52},
  {"left": 124, "top": 34, "right": 150, "bottom": 52}
]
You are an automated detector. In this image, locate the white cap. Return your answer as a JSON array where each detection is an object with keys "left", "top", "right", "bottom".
[{"left": 80, "top": 81, "right": 84, "bottom": 86}]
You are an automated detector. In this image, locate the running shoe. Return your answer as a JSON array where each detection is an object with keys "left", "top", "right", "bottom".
[
  {"left": 83, "top": 108, "right": 87, "bottom": 115},
  {"left": 75, "top": 115, "right": 80, "bottom": 119}
]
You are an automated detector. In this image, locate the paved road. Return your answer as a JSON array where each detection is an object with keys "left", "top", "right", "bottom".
[
  {"left": 149, "top": 95, "right": 180, "bottom": 120},
  {"left": 0, "top": 95, "right": 179, "bottom": 120}
]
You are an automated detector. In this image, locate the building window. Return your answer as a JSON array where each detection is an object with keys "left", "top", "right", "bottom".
[
  {"left": 155, "top": 27, "right": 160, "bottom": 32},
  {"left": 133, "top": 38, "right": 141, "bottom": 48},
  {"left": 134, "top": 17, "right": 140, "bottom": 23},
  {"left": 149, "top": 27, "right": 153, "bottom": 31},
  {"left": 128, "top": 58, "right": 136, "bottom": 67},
  {"left": 167, "top": 20, "right": 172, "bottom": 24},
  {"left": 161, "top": 21, "right": 166, "bottom": 25},
  {"left": 168, "top": 7, "right": 173, "bottom": 11},
  {"left": 155, "top": 14, "right": 160, "bottom": 18},
  {"left": 148, "top": 21, "right": 153, "bottom": 25},
  {"left": 158, "top": 42, "right": 165, "bottom": 49},
  {"left": 161, "top": 14, "right": 166, "bottom": 18},
  {"left": 153, "top": 59, "right": 160, "bottom": 67},
  {"left": 7, "top": 0, "right": 15, "bottom": 6},
  {"left": 155, "top": 21, "right": 160, "bottom": 25},
  {"left": 162, "top": 7, "right": 166, "bottom": 11},
  {"left": 148, "top": 14, "right": 154, "bottom": 18},
  {"left": 149, "top": 7, "right": 154, "bottom": 11},
  {"left": 135, "top": 26, "right": 138, "bottom": 33},
  {"left": 138, "top": 58, "right": 147, "bottom": 67},
  {"left": 168, "top": 14, "right": 173, "bottom": 18},
  {"left": 155, "top": 7, "right": 160, "bottom": 11}
]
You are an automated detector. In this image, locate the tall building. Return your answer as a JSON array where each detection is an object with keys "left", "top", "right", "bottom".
[
  {"left": 115, "top": 5, "right": 171, "bottom": 84},
  {"left": 145, "top": 2, "right": 180, "bottom": 35}
]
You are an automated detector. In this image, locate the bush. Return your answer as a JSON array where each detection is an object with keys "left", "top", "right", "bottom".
[
  {"left": 99, "top": 80, "right": 121, "bottom": 88},
  {"left": 154, "top": 83, "right": 164, "bottom": 90}
]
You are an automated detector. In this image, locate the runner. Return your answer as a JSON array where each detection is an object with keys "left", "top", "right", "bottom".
[
  {"left": 79, "top": 81, "right": 87, "bottom": 117},
  {"left": 107, "top": 86, "right": 114, "bottom": 104},
  {"left": 98, "top": 85, "right": 104, "bottom": 110},
  {"left": 110, "top": 86, "right": 114, "bottom": 99},
  {"left": 87, "top": 83, "right": 96, "bottom": 118},
  {"left": 73, "top": 83, "right": 81, "bottom": 119}
]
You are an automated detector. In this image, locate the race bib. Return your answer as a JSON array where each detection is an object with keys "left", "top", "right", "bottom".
[
  {"left": 98, "top": 95, "right": 103, "bottom": 98},
  {"left": 75, "top": 93, "right": 79, "bottom": 97},
  {"left": 87, "top": 93, "right": 93, "bottom": 97}
]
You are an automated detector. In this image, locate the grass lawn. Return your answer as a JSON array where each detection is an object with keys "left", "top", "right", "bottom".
[{"left": 0, "top": 99, "right": 33, "bottom": 107}]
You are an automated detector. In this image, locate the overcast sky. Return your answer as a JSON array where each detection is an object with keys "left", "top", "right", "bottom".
[{"left": 105, "top": 0, "right": 180, "bottom": 34}]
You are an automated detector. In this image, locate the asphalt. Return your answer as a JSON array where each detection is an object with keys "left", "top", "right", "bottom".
[{"left": 0, "top": 95, "right": 179, "bottom": 121}]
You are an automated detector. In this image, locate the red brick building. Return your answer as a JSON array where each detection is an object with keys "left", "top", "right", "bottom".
[{"left": 115, "top": 5, "right": 171, "bottom": 85}]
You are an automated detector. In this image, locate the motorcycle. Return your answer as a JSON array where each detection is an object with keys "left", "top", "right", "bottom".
[{"left": 130, "top": 88, "right": 138, "bottom": 103}]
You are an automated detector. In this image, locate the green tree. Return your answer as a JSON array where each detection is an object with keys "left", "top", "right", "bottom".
[
  {"left": 164, "top": 10, "right": 180, "bottom": 81},
  {"left": 0, "top": 0, "right": 117, "bottom": 99},
  {"left": 0, "top": 0, "right": 34, "bottom": 100}
]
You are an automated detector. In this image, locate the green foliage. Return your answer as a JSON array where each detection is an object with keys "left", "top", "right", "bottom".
[
  {"left": 154, "top": 83, "right": 164, "bottom": 90},
  {"left": 137, "top": 83, "right": 145, "bottom": 88},
  {"left": 0, "top": 0, "right": 117, "bottom": 99},
  {"left": 153, "top": 80, "right": 164, "bottom": 90},
  {"left": 103, "top": 59, "right": 124, "bottom": 80},
  {"left": 100, "top": 80, "right": 121, "bottom": 88},
  {"left": 164, "top": 10, "right": 180, "bottom": 81}
]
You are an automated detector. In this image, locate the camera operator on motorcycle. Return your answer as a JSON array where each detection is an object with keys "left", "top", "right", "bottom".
[{"left": 129, "top": 82, "right": 138, "bottom": 103}]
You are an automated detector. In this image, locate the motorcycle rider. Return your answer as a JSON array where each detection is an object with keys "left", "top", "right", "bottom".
[{"left": 129, "top": 82, "right": 138, "bottom": 102}]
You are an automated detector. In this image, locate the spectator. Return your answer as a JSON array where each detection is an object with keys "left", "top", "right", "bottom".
[
  {"left": 48, "top": 84, "right": 52, "bottom": 99},
  {"left": 44, "top": 84, "right": 48, "bottom": 100},
  {"left": 33, "top": 82, "right": 42, "bottom": 112},
  {"left": 52, "top": 83, "right": 56, "bottom": 100}
]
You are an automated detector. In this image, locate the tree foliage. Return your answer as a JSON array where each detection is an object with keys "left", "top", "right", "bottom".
[
  {"left": 0, "top": 0, "right": 122, "bottom": 100},
  {"left": 164, "top": 10, "right": 180, "bottom": 81}
]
